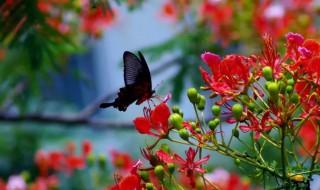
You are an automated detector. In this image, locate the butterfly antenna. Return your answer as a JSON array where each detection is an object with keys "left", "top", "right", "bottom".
[{"left": 153, "top": 80, "right": 163, "bottom": 91}]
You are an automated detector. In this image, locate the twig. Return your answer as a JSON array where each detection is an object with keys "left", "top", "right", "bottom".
[{"left": 0, "top": 112, "right": 134, "bottom": 129}]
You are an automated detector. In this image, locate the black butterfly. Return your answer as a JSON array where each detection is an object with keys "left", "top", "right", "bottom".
[{"left": 100, "top": 51, "right": 155, "bottom": 111}]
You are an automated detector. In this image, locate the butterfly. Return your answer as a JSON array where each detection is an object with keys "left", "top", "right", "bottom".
[{"left": 100, "top": 51, "right": 155, "bottom": 111}]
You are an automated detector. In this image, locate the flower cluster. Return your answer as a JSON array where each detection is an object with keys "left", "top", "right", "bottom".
[
  {"left": 159, "top": 0, "right": 318, "bottom": 46},
  {"left": 125, "top": 32, "right": 320, "bottom": 189}
]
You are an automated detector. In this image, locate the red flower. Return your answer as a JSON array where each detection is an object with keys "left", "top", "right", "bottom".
[
  {"left": 82, "top": 140, "right": 92, "bottom": 157},
  {"left": 259, "top": 34, "right": 282, "bottom": 79},
  {"left": 285, "top": 32, "right": 304, "bottom": 62},
  {"left": 49, "top": 151, "right": 64, "bottom": 170},
  {"left": 111, "top": 150, "right": 135, "bottom": 172},
  {"left": 298, "top": 119, "right": 320, "bottom": 157},
  {"left": 159, "top": 1, "right": 178, "bottom": 21},
  {"left": 300, "top": 93, "right": 320, "bottom": 120},
  {"left": 239, "top": 111, "right": 272, "bottom": 140},
  {"left": 81, "top": 6, "right": 115, "bottom": 37},
  {"left": 35, "top": 150, "right": 50, "bottom": 177},
  {"left": 109, "top": 160, "right": 143, "bottom": 190},
  {"left": 133, "top": 103, "right": 171, "bottom": 137},
  {"left": 174, "top": 147, "right": 210, "bottom": 188},
  {"left": 200, "top": 52, "right": 252, "bottom": 104},
  {"left": 156, "top": 149, "right": 173, "bottom": 163}
]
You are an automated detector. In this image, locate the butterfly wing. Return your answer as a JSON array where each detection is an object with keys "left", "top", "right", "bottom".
[
  {"left": 123, "top": 51, "right": 154, "bottom": 105},
  {"left": 100, "top": 51, "right": 154, "bottom": 111}
]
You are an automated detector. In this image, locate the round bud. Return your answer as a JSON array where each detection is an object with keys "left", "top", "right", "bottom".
[
  {"left": 154, "top": 165, "right": 165, "bottom": 181},
  {"left": 248, "top": 102, "right": 255, "bottom": 112},
  {"left": 286, "top": 85, "right": 293, "bottom": 94},
  {"left": 265, "top": 81, "right": 271, "bottom": 90},
  {"left": 167, "top": 163, "right": 175, "bottom": 175},
  {"left": 232, "top": 128, "right": 240, "bottom": 138},
  {"left": 20, "top": 171, "right": 30, "bottom": 182},
  {"left": 178, "top": 110, "right": 184, "bottom": 117},
  {"left": 87, "top": 153, "right": 95, "bottom": 167},
  {"left": 209, "top": 118, "right": 220, "bottom": 131},
  {"left": 141, "top": 171, "right": 150, "bottom": 182},
  {"left": 190, "top": 121, "right": 196, "bottom": 130},
  {"left": 179, "top": 128, "right": 189, "bottom": 141},
  {"left": 187, "top": 88, "right": 198, "bottom": 104},
  {"left": 234, "top": 158, "right": 241, "bottom": 166},
  {"left": 232, "top": 104, "right": 243, "bottom": 121},
  {"left": 195, "top": 128, "right": 202, "bottom": 133},
  {"left": 172, "top": 106, "right": 180, "bottom": 113},
  {"left": 291, "top": 93, "right": 300, "bottom": 104},
  {"left": 262, "top": 66, "right": 273, "bottom": 81},
  {"left": 211, "top": 105, "right": 221, "bottom": 117},
  {"left": 197, "top": 95, "right": 206, "bottom": 111},
  {"left": 146, "top": 182, "right": 155, "bottom": 190},
  {"left": 160, "top": 143, "right": 170, "bottom": 154},
  {"left": 98, "top": 154, "right": 106, "bottom": 169},
  {"left": 267, "top": 82, "right": 279, "bottom": 101},
  {"left": 287, "top": 78, "right": 295, "bottom": 86},
  {"left": 169, "top": 113, "right": 183, "bottom": 130}
]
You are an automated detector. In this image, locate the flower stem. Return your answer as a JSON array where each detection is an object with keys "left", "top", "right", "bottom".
[{"left": 281, "top": 125, "right": 287, "bottom": 182}]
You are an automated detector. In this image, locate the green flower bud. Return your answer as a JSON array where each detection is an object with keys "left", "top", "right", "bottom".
[
  {"left": 232, "top": 128, "right": 240, "bottom": 138},
  {"left": 168, "top": 163, "right": 175, "bottom": 175},
  {"left": 211, "top": 105, "right": 221, "bottom": 117},
  {"left": 248, "top": 102, "right": 255, "bottom": 112},
  {"left": 169, "top": 113, "right": 183, "bottom": 130},
  {"left": 234, "top": 158, "right": 241, "bottom": 166},
  {"left": 179, "top": 128, "right": 189, "bottom": 141},
  {"left": 267, "top": 82, "right": 279, "bottom": 101},
  {"left": 287, "top": 78, "right": 295, "bottom": 86},
  {"left": 190, "top": 121, "right": 197, "bottom": 130},
  {"left": 160, "top": 143, "right": 170, "bottom": 154},
  {"left": 172, "top": 106, "right": 180, "bottom": 113},
  {"left": 146, "top": 182, "right": 155, "bottom": 190},
  {"left": 179, "top": 110, "right": 184, "bottom": 117},
  {"left": 154, "top": 165, "right": 165, "bottom": 181},
  {"left": 20, "top": 171, "right": 30, "bottom": 182},
  {"left": 242, "top": 95, "right": 250, "bottom": 103},
  {"left": 196, "top": 93, "right": 201, "bottom": 104},
  {"left": 262, "top": 66, "right": 273, "bottom": 81},
  {"left": 141, "top": 171, "right": 150, "bottom": 182},
  {"left": 286, "top": 85, "right": 293, "bottom": 94},
  {"left": 232, "top": 104, "right": 243, "bottom": 121},
  {"left": 291, "top": 93, "right": 300, "bottom": 104},
  {"left": 195, "top": 128, "right": 202, "bottom": 133},
  {"left": 209, "top": 118, "right": 220, "bottom": 131},
  {"left": 87, "top": 153, "right": 95, "bottom": 167},
  {"left": 265, "top": 81, "right": 271, "bottom": 90},
  {"left": 197, "top": 95, "right": 206, "bottom": 111},
  {"left": 187, "top": 88, "right": 198, "bottom": 104},
  {"left": 98, "top": 154, "right": 106, "bottom": 169}
]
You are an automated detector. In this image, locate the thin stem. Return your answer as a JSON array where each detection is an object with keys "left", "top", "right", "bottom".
[{"left": 281, "top": 125, "right": 287, "bottom": 182}]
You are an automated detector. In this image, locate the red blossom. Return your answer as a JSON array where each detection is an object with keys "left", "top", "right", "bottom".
[
  {"left": 35, "top": 150, "right": 50, "bottom": 177},
  {"left": 239, "top": 111, "right": 272, "bottom": 140},
  {"left": 110, "top": 160, "right": 143, "bottom": 190},
  {"left": 156, "top": 149, "right": 173, "bottom": 163},
  {"left": 200, "top": 52, "right": 252, "bottom": 104},
  {"left": 174, "top": 147, "right": 210, "bottom": 188},
  {"left": 159, "top": 1, "right": 178, "bottom": 21},
  {"left": 298, "top": 119, "right": 320, "bottom": 157},
  {"left": 81, "top": 6, "right": 115, "bottom": 37},
  {"left": 259, "top": 34, "right": 282, "bottom": 79},
  {"left": 285, "top": 32, "right": 304, "bottom": 61},
  {"left": 111, "top": 150, "right": 135, "bottom": 172},
  {"left": 133, "top": 103, "right": 171, "bottom": 137},
  {"left": 82, "top": 140, "right": 92, "bottom": 157}
]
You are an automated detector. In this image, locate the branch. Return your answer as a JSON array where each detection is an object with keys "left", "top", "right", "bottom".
[{"left": 0, "top": 112, "right": 134, "bottom": 129}]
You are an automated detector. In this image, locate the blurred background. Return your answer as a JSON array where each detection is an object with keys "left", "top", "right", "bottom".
[{"left": 0, "top": 0, "right": 320, "bottom": 189}]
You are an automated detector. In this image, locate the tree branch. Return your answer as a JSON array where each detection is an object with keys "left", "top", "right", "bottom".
[{"left": 0, "top": 112, "right": 133, "bottom": 129}]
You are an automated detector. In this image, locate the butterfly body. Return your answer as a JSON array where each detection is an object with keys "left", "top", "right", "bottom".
[{"left": 100, "top": 51, "right": 154, "bottom": 111}]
